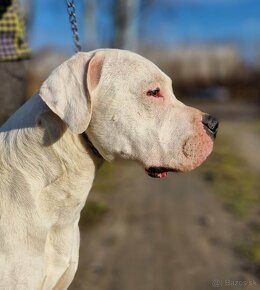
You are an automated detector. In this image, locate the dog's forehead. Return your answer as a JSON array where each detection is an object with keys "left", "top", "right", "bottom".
[{"left": 101, "top": 49, "right": 170, "bottom": 86}]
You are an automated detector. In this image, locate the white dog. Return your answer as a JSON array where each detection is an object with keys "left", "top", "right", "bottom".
[{"left": 0, "top": 49, "right": 218, "bottom": 289}]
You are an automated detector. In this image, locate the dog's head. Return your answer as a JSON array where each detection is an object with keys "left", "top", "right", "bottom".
[{"left": 40, "top": 49, "right": 218, "bottom": 178}]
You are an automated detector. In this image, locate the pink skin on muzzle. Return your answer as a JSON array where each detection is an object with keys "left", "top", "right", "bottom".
[
  {"left": 144, "top": 115, "right": 214, "bottom": 178},
  {"left": 181, "top": 116, "right": 214, "bottom": 172}
]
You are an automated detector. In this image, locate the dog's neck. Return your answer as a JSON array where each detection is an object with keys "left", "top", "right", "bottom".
[
  {"left": 1, "top": 94, "right": 105, "bottom": 217},
  {"left": 38, "top": 108, "right": 105, "bottom": 175},
  {"left": 81, "top": 133, "right": 103, "bottom": 160},
  {"left": 1, "top": 93, "right": 105, "bottom": 192},
  {"left": 35, "top": 107, "right": 105, "bottom": 224}
]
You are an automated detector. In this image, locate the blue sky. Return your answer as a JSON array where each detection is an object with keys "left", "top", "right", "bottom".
[{"left": 28, "top": 0, "right": 260, "bottom": 54}]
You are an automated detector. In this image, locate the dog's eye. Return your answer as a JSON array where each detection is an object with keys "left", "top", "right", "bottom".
[{"left": 146, "top": 88, "right": 161, "bottom": 97}]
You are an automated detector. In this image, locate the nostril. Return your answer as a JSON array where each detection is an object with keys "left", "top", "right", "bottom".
[{"left": 202, "top": 114, "right": 219, "bottom": 135}]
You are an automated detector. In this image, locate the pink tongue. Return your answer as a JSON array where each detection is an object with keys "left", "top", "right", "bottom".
[{"left": 156, "top": 172, "right": 168, "bottom": 178}]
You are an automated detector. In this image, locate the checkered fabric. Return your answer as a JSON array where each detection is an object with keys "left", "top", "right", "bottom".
[{"left": 0, "top": 0, "right": 31, "bottom": 61}]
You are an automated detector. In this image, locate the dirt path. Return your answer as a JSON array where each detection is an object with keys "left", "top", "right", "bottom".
[
  {"left": 69, "top": 164, "right": 256, "bottom": 290},
  {"left": 69, "top": 102, "right": 259, "bottom": 290}
]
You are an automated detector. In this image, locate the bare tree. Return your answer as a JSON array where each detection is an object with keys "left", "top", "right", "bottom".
[
  {"left": 84, "top": 0, "right": 98, "bottom": 50},
  {"left": 111, "top": 0, "right": 141, "bottom": 50},
  {"left": 124, "top": 0, "right": 140, "bottom": 50},
  {"left": 83, "top": 0, "right": 154, "bottom": 50}
]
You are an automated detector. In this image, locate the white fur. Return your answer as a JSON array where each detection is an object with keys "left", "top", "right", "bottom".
[{"left": 0, "top": 49, "right": 214, "bottom": 289}]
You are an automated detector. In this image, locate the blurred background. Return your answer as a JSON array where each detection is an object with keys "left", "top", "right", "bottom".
[{"left": 6, "top": 0, "right": 260, "bottom": 289}]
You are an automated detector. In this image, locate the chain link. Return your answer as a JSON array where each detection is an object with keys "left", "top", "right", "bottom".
[{"left": 65, "top": 0, "right": 82, "bottom": 53}]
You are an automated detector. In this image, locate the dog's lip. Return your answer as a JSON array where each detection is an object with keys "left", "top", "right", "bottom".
[{"left": 144, "top": 166, "right": 179, "bottom": 178}]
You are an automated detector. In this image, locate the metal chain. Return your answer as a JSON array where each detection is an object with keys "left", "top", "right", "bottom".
[{"left": 65, "top": 0, "right": 82, "bottom": 53}]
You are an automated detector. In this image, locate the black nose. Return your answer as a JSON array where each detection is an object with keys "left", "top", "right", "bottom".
[{"left": 202, "top": 114, "right": 219, "bottom": 137}]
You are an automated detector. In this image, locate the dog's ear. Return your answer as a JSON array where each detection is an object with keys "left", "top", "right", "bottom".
[{"left": 39, "top": 52, "right": 103, "bottom": 134}]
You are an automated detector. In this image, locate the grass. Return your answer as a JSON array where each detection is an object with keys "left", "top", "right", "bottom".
[
  {"left": 241, "top": 242, "right": 260, "bottom": 265},
  {"left": 92, "top": 161, "right": 118, "bottom": 192},
  {"left": 80, "top": 162, "right": 118, "bottom": 227},
  {"left": 236, "top": 234, "right": 260, "bottom": 274},
  {"left": 80, "top": 200, "right": 109, "bottom": 227},
  {"left": 255, "top": 119, "right": 260, "bottom": 135},
  {"left": 201, "top": 134, "right": 259, "bottom": 217},
  {"left": 200, "top": 133, "right": 260, "bottom": 274}
]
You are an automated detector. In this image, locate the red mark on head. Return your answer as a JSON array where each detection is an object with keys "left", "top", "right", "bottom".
[{"left": 146, "top": 88, "right": 163, "bottom": 98}]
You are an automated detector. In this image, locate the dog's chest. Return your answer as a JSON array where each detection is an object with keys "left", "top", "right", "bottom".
[{"left": 37, "top": 166, "right": 95, "bottom": 228}]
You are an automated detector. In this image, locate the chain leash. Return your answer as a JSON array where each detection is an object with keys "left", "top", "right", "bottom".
[{"left": 65, "top": 0, "right": 82, "bottom": 53}]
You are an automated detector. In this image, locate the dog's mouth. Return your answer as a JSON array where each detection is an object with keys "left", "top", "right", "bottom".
[{"left": 145, "top": 167, "right": 179, "bottom": 178}]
